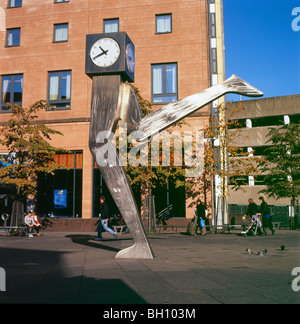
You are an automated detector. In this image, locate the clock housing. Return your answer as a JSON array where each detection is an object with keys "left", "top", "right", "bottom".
[{"left": 85, "top": 32, "right": 135, "bottom": 82}]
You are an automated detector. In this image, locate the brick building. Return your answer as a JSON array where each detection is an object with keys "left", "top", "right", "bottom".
[{"left": 0, "top": 0, "right": 225, "bottom": 223}]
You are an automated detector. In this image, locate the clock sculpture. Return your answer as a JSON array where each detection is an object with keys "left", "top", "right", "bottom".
[{"left": 86, "top": 32, "right": 263, "bottom": 259}]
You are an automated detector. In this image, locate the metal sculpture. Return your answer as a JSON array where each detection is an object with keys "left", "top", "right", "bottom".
[{"left": 89, "top": 74, "right": 263, "bottom": 259}]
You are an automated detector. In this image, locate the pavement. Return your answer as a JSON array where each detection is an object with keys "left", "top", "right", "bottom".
[{"left": 0, "top": 229, "right": 299, "bottom": 305}]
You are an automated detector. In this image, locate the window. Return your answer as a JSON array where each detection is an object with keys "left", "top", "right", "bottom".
[
  {"left": 8, "top": 0, "right": 22, "bottom": 8},
  {"left": 54, "top": 0, "right": 69, "bottom": 2},
  {"left": 254, "top": 175, "right": 266, "bottom": 186},
  {"left": 152, "top": 64, "right": 177, "bottom": 103},
  {"left": 48, "top": 71, "right": 71, "bottom": 109},
  {"left": 251, "top": 115, "right": 284, "bottom": 128},
  {"left": 289, "top": 114, "right": 300, "bottom": 124},
  {"left": 229, "top": 176, "right": 248, "bottom": 186},
  {"left": 156, "top": 14, "right": 172, "bottom": 34},
  {"left": 252, "top": 146, "right": 273, "bottom": 156},
  {"left": 53, "top": 23, "right": 68, "bottom": 42},
  {"left": 104, "top": 19, "right": 119, "bottom": 33},
  {"left": 228, "top": 118, "right": 247, "bottom": 129},
  {"left": 6, "top": 28, "right": 20, "bottom": 47},
  {"left": 1, "top": 74, "right": 23, "bottom": 111}
]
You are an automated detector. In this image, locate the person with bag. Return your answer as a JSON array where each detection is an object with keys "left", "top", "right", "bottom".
[
  {"left": 194, "top": 200, "right": 207, "bottom": 235},
  {"left": 199, "top": 216, "right": 206, "bottom": 236},
  {"left": 258, "top": 196, "right": 275, "bottom": 235}
]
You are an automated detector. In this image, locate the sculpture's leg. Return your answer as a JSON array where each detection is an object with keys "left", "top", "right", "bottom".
[{"left": 89, "top": 75, "right": 154, "bottom": 259}]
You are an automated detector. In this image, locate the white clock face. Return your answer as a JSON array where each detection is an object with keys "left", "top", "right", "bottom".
[
  {"left": 126, "top": 43, "right": 135, "bottom": 74},
  {"left": 90, "top": 38, "right": 121, "bottom": 68}
]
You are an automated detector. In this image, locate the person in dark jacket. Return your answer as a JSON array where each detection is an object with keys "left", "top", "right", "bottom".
[
  {"left": 244, "top": 198, "right": 258, "bottom": 218},
  {"left": 243, "top": 198, "right": 263, "bottom": 234},
  {"left": 99, "top": 195, "right": 117, "bottom": 239},
  {"left": 194, "top": 200, "right": 206, "bottom": 235},
  {"left": 258, "top": 196, "right": 275, "bottom": 235},
  {"left": 94, "top": 215, "right": 103, "bottom": 241}
]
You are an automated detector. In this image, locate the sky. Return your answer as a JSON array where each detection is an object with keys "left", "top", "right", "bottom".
[{"left": 223, "top": 0, "right": 300, "bottom": 101}]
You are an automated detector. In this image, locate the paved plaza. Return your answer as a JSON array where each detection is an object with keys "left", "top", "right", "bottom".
[{"left": 0, "top": 229, "right": 299, "bottom": 304}]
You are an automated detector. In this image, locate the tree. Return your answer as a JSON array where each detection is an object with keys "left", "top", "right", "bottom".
[
  {"left": 187, "top": 102, "right": 262, "bottom": 224},
  {"left": 258, "top": 122, "right": 300, "bottom": 228},
  {"left": 0, "top": 100, "right": 68, "bottom": 226}
]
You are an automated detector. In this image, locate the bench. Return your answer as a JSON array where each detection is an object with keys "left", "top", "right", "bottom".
[
  {"left": 272, "top": 222, "right": 283, "bottom": 229},
  {"left": 156, "top": 225, "right": 187, "bottom": 233},
  {"left": 113, "top": 225, "right": 126, "bottom": 235},
  {"left": 0, "top": 225, "right": 44, "bottom": 236},
  {"left": 0, "top": 226, "right": 27, "bottom": 236}
]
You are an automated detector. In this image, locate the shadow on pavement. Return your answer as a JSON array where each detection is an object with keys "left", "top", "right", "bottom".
[
  {"left": 65, "top": 234, "right": 123, "bottom": 253},
  {"left": 0, "top": 246, "right": 147, "bottom": 304}
]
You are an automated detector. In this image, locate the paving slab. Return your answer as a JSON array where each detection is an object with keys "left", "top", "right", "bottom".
[{"left": 0, "top": 229, "right": 299, "bottom": 305}]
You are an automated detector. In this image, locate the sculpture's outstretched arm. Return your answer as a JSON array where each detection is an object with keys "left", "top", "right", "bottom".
[{"left": 137, "top": 75, "right": 263, "bottom": 141}]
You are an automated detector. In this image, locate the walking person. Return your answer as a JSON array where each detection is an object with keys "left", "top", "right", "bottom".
[
  {"left": 243, "top": 198, "right": 263, "bottom": 235},
  {"left": 258, "top": 196, "right": 275, "bottom": 235},
  {"left": 199, "top": 216, "right": 206, "bottom": 236},
  {"left": 94, "top": 215, "right": 103, "bottom": 241},
  {"left": 194, "top": 200, "right": 206, "bottom": 235},
  {"left": 99, "top": 196, "right": 117, "bottom": 239}
]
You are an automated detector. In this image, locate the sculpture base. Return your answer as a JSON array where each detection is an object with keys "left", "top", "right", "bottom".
[{"left": 116, "top": 243, "right": 154, "bottom": 259}]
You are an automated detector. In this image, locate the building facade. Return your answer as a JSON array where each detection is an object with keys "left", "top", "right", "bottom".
[
  {"left": 228, "top": 94, "right": 300, "bottom": 225},
  {"left": 0, "top": 0, "right": 225, "bottom": 221}
]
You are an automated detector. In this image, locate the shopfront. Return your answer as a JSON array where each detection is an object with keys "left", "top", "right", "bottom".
[{"left": 36, "top": 151, "right": 83, "bottom": 218}]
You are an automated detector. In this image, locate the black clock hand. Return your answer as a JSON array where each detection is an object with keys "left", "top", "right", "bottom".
[
  {"left": 92, "top": 50, "right": 108, "bottom": 60},
  {"left": 99, "top": 46, "right": 108, "bottom": 55}
]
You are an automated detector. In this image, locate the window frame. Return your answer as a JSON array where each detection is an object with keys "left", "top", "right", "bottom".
[
  {"left": 103, "top": 18, "right": 119, "bottom": 33},
  {"left": 6, "top": 28, "right": 21, "bottom": 47},
  {"left": 155, "top": 13, "right": 172, "bottom": 34},
  {"left": 8, "top": 0, "right": 22, "bottom": 8},
  {"left": 1, "top": 74, "right": 23, "bottom": 112},
  {"left": 151, "top": 63, "right": 178, "bottom": 104},
  {"left": 48, "top": 71, "right": 72, "bottom": 110},
  {"left": 53, "top": 23, "right": 69, "bottom": 43}
]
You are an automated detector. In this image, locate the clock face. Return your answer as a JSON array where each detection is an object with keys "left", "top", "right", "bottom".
[
  {"left": 90, "top": 38, "right": 121, "bottom": 68},
  {"left": 126, "top": 43, "right": 135, "bottom": 74}
]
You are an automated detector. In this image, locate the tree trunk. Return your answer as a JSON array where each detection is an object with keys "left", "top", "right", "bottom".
[{"left": 10, "top": 199, "right": 24, "bottom": 227}]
